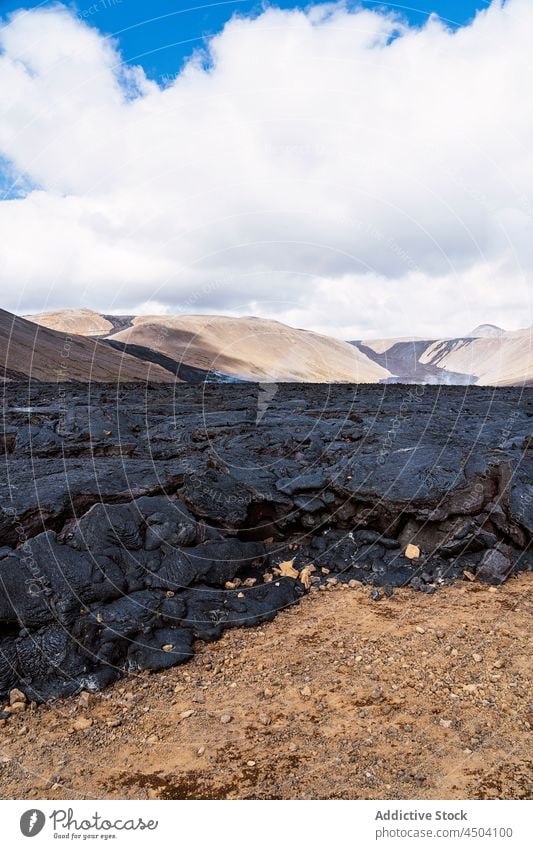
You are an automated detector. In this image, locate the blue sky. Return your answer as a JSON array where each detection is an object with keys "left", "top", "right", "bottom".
[{"left": 0, "top": 1, "right": 492, "bottom": 83}]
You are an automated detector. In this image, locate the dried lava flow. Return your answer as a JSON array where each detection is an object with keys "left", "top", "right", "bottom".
[{"left": 0, "top": 383, "right": 531, "bottom": 702}]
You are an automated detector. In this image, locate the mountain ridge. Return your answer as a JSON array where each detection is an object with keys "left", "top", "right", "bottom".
[{"left": 19, "top": 308, "right": 533, "bottom": 386}]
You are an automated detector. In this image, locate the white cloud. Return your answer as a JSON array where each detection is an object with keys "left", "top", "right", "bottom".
[{"left": 0, "top": 0, "right": 531, "bottom": 337}]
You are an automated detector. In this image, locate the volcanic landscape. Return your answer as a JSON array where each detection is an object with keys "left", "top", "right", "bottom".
[
  {"left": 0, "top": 309, "right": 531, "bottom": 799},
  {"left": 0, "top": 379, "right": 531, "bottom": 700}
]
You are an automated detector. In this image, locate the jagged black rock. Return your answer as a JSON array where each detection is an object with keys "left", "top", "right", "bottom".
[{"left": 0, "top": 382, "right": 531, "bottom": 701}]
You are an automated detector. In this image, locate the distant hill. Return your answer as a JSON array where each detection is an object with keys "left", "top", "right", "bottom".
[
  {"left": 1, "top": 309, "right": 175, "bottom": 383},
  {"left": 108, "top": 314, "right": 390, "bottom": 383},
  {"left": 22, "top": 308, "right": 533, "bottom": 385},
  {"left": 467, "top": 324, "right": 506, "bottom": 338},
  {"left": 352, "top": 325, "right": 533, "bottom": 386}
]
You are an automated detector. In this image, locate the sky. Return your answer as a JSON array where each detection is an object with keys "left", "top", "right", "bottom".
[{"left": 0, "top": 0, "right": 531, "bottom": 339}]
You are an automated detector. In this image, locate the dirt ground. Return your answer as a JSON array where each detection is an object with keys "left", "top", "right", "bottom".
[{"left": 1, "top": 574, "right": 531, "bottom": 800}]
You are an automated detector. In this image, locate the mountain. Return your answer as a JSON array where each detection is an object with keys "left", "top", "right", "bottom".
[
  {"left": 23, "top": 308, "right": 135, "bottom": 337},
  {"left": 352, "top": 325, "right": 533, "bottom": 386},
  {"left": 0, "top": 309, "right": 175, "bottom": 383},
  {"left": 108, "top": 315, "right": 390, "bottom": 383},
  {"left": 467, "top": 324, "right": 506, "bottom": 338},
  {"left": 23, "top": 307, "right": 115, "bottom": 337},
  {"left": 419, "top": 328, "right": 533, "bottom": 386},
  {"left": 21, "top": 308, "right": 533, "bottom": 385}
]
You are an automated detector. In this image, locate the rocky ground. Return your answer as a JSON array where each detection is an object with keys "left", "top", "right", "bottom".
[
  {"left": 0, "top": 574, "right": 531, "bottom": 800},
  {"left": 0, "top": 383, "right": 531, "bottom": 702}
]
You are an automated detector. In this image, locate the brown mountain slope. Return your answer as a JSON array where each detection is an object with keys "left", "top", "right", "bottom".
[
  {"left": 0, "top": 309, "right": 175, "bottom": 383},
  {"left": 109, "top": 315, "right": 390, "bottom": 383},
  {"left": 353, "top": 325, "right": 533, "bottom": 386},
  {"left": 24, "top": 307, "right": 115, "bottom": 337},
  {"left": 419, "top": 327, "right": 533, "bottom": 386}
]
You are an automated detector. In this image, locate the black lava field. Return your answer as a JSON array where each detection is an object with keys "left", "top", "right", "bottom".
[{"left": 0, "top": 382, "right": 531, "bottom": 701}]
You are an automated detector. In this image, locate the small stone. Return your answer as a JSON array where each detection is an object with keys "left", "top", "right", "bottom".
[
  {"left": 258, "top": 713, "right": 271, "bottom": 726},
  {"left": 78, "top": 691, "right": 93, "bottom": 708},
  {"left": 9, "top": 688, "right": 26, "bottom": 706},
  {"left": 439, "top": 719, "right": 452, "bottom": 728},
  {"left": 146, "top": 734, "right": 159, "bottom": 744},
  {"left": 300, "top": 686, "right": 311, "bottom": 697},
  {"left": 106, "top": 719, "right": 122, "bottom": 728},
  {"left": 405, "top": 544, "right": 420, "bottom": 560},
  {"left": 73, "top": 717, "right": 93, "bottom": 731},
  {"left": 493, "top": 659, "right": 504, "bottom": 669},
  {"left": 162, "top": 644, "right": 174, "bottom": 652},
  {"left": 472, "top": 653, "right": 482, "bottom": 663},
  {"left": 370, "top": 587, "right": 381, "bottom": 601},
  {"left": 220, "top": 714, "right": 233, "bottom": 724},
  {"left": 435, "top": 630, "right": 445, "bottom": 639},
  {"left": 9, "top": 702, "right": 26, "bottom": 714},
  {"left": 179, "top": 709, "right": 195, "bottom": 719},
  {"left": 415, "top": 626, "right": 426, "bottom": 634},
  {"left": 246, "top": 760, "right": 256, "bottom": 767},
  {"left": 196, "top": 746, "right": 205, "bottom": 756}
]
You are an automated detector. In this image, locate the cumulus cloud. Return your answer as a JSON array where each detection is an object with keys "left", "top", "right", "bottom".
[{"left": 0, "top": 0, "right": 531, "bottom": 337}]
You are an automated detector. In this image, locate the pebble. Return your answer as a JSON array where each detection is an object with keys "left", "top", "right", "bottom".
[
  {"left": 106, "top": 719, "right": 122, "bottom": 728},
  {"left": 9, "top": 689, "right": 26, "bottom": 706},
  {"left": 415, "top": 626, "right": 426, "bottom": 634},
  {"left": 197, "top": 746, "right": 205, "bottom": 756},
  {"left": 73, "top": 717, "right": 93, "bottom": 731},
  {"left": 179, "top": 709, "right": 195, "bottom": 719},
  {"left": 405, "top": 544, "right": 420, "bottom": 559},
  {"left": 8, "top": 702, "right": 26, "bottom": 714},
  {"left": 78, "top": 691, "right": 93, "bottom": 708},
  {"left": 472, "top": 653, "right": 482, "bottom": 663},
  {"left": 220, "top": 714, "right": 233, "bottom": 724},
  {"left": 300, "top": 686, "right": 311, "bottom": 697},
  {"left": 246, "top": 760, "right": 256, "bottom": 767},
  {"left": 146, "top": 734, "right": 159, "bottom": 744},
  {"left": 258, "top": 713, "right": 271, "bottom": 726}
]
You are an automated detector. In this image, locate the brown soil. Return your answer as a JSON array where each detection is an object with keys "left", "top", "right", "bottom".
[{"left": 1, "top": 575, "right": 531, "bottom": 800}]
